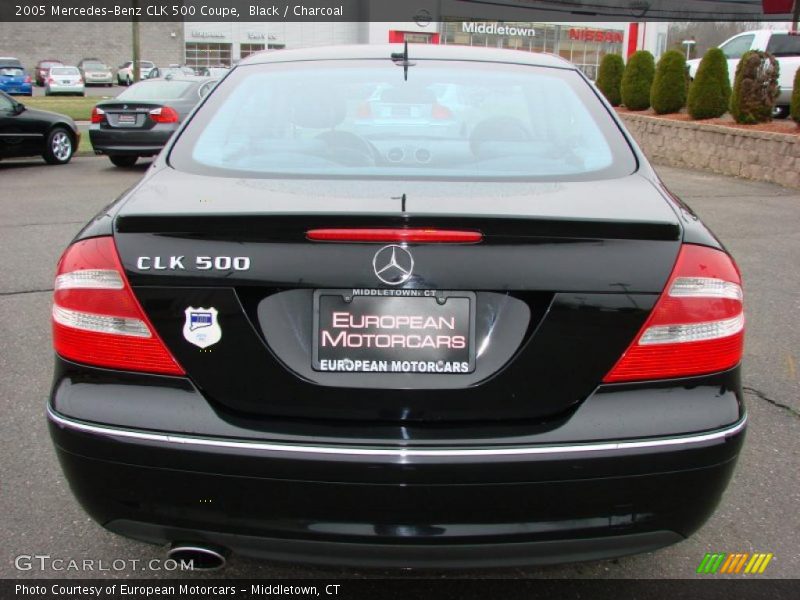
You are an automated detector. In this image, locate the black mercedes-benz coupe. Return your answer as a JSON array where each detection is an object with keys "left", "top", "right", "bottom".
[{"left": 48, "top": 45, "right": 746, "bottom": 569}]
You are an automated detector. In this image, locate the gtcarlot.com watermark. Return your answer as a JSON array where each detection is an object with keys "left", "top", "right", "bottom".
[{"left": 14, "top": 554, "right": 194, "bottom": 572}]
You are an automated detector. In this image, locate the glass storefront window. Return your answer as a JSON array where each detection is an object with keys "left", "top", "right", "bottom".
[
  {"left": 442, "top": 21, "right": 623, "bottom": 81},
  {"left": 240, "top": 43, "right": 265, "bottom": 60},
  {"left": 185, "top": 42, "right": 232, "bottom": 69}
]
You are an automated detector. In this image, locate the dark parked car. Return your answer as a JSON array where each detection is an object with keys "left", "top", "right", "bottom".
[
  {"left": 89, "top": 77, "right": 216, "bottom": 167},
  {"left": 0, "top": 90, "right": 78, "bottom": 164},
  {"left": 145, "top": 65, "right": 196, "bottom": 79},
  {"left": 49, "top": 45, "right": 746, "bottom": 569},
  {"left": 0, "top": 63, "right": 32, "bottom": 96},
  {"left": 35, "top": 59, "right": 64, "bottom": 86}
]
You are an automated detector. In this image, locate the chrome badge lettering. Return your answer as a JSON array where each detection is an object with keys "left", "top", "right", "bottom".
[{"left": 136, "top": 256, "right": 251, "bottom": 271}]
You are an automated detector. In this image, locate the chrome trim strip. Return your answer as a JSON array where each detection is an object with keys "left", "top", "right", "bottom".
[{"left": 47, "top": 407, "right": 747, "bottom": 458}]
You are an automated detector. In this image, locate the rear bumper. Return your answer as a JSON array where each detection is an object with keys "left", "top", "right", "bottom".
[
  {"left": 107, "top": 519, "right": 683, "bottom": 569},
  {"left": 48, "top": 361, "right": 746, "bottom": 567},
  {"left": 84, "top": 76, "right": 113, "bottom": 85},
  {"left": 778, "top": 88, "right": 793, "bottom": 105},
  {"left": 0, "top": 83, "right": 32, "bottom": 95},
  {"left": 89, "top": 126, "right": 174, "bottom": 156},
  {"left": 47, "top": 84, "right": 84, "bottom": 94}
]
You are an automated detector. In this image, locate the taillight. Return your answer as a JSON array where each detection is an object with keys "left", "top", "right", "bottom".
[
  {"left": 47, "top": 77, "right": 54, "bottom": 85},
  {"left": 24, "top": 75, "right": 32, "bottom": 83},
  {"left": 77, "top": 77, "right": 83, "bottom": 84},
  {"left": 52, "top": 237, "right": 184, "bottom": 376},
  {"left": 356, "top": 102, "right": 372, "bottom": 118},
  {"left": 603, "top": 244, "right": 744, "bottom": 383},
  {"left": 90, "top": 106, "right": 105, "bottom": 123},
  {"left": 149, "top": 106, "right": 179, "bottom": 123},
  {"left": 306, "top": 228, "right": 483, "bottom": 243},
  {"left": 431, "top": 103, "right": 453, "bottom": 120}
]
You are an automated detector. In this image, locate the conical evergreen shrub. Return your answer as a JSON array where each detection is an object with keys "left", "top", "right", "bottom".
[
  {"left": 687, "top": 48, "right": 732, "bottom": 120},
  {"left": 791, "top": 65, "right": 800, "bottom": 125},
  {"left": 651, "top": 50, "right": 688, "bottom": 114},
  {"left": 597, "top": 53, "right": 625, "bottom": 106},
  {"left": 621, "top": 50, "right": 655, "bottom": 111}
]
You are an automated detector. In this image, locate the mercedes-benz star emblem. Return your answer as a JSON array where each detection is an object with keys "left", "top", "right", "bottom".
[{"left": 372, "top": 245, "right": 414, "bottom": 286}]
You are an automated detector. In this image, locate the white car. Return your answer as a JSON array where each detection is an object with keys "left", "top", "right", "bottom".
[
  {"left": 45, "top": 66, "right": 85, "bottom": 96},
  {"left": 117, "top": 60, "right": 155, "bottom": 86},
  {"left": 688, "top": 29, "right": 800, "bottom": 118}
]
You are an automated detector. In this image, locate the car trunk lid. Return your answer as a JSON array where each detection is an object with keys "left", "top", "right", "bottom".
[
  {"left": 113, "top": 170, "right": 682, "bottom": 422},
  {"left": 99, "top": 102, "right": 165, "bottom": 129}
]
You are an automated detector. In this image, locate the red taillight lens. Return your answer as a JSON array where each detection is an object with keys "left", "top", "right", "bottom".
[
  {"left": 46, "top": 77, "right": 54, "bottom": 85},
  {"left": 149, "top": 106, "right": 179, "bottom": 123},
  {"left": 431, "top": 103, "right": 453, "bottom": 120},
  {"left": 306, "top": 228, "right": 483, "bottom": 243},
  {"left": 603, "top": 244, "right": 744, "bottom": 383},
  {"left": 25, "top": 75, "right": 32, "bottom": 83},
  {"left": 356, "top": 102, "right": 372, "bottom": 118},
  {"left": 90, "top": 106, "right": 105, "bottom": 123},
  {"left": 52, "top": 237, "right": 185, "bottom": 376}
]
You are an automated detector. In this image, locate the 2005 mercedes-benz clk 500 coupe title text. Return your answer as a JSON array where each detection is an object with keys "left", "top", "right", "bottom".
[{"left": 48, "top": 44, "right": 746, "bottom": 569}]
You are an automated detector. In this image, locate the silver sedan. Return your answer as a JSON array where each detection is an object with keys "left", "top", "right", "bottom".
[{"left": 45, "top": 66, "right": 85, "bottom": 96}]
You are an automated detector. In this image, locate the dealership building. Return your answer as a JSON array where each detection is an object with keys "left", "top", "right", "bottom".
[
  {"left": 0, "top": 20, "right": 668, "bottom": 80},
  {"left": 182, "top": 20, "right": 669, "bottom": 80}
]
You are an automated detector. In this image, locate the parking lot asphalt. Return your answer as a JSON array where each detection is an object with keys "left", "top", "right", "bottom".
[
  {"left": 0, "top": 157, "right": 798, "bottom": 579},
  {"left": 30, "top": 84, "right": 125, "bottom": 98}
]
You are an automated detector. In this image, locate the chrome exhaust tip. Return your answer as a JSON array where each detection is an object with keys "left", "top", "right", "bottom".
[{"left": 166, "top": 543, "right": 228, "bottom": 570}]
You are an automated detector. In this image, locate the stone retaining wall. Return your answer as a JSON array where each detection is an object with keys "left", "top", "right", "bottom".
[{"left": 619, "top": 112, "right": 800, "bottom": 189}]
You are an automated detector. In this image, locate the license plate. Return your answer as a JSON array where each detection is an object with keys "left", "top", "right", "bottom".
[
  {"left": 313, "top": 290, "right": 475, "bottom": 374},
  {"left": 61, "top": 80, "right": 70, "bottom": 84},
  {"left": 118, "top": 114, "right": 136, "bottom": 124}
]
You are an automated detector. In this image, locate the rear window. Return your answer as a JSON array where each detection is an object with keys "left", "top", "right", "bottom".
[
  {"left": 51, "top": 67, "right": 79, "bottom": 75},
  {"left": 118, "top": 80, "right": 193, "bottom": 100},
  {"left": 766, "top": 34, "right": 800, "bottom": 57},
  {"left": 0, "top": 67, "right": 24, "bottom": 77},
  {"left": 84, "top": 62, "right": 106, "bottom": 69},
  {"left": 170, "top": 60, "right": 635, "bottom": 181}
]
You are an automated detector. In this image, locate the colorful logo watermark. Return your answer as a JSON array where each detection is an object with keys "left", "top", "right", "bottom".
[{"left": 697, "top": 552, "right": 774, "bottom": 574}]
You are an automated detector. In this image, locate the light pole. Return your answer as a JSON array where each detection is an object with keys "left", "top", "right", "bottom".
[
  {"left": 682, "top": 39, "right": 696, "bottom": 60},
  {"left": 794, "top": 0, "right": 799, "bottom": 33},
  {"left": 132, "top": 0, "right": 140, "bottom": 83}
]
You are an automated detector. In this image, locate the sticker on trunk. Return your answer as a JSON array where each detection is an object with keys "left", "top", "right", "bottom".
[{"left": 183, "top": 307, "right": 221, "bottom": 349}]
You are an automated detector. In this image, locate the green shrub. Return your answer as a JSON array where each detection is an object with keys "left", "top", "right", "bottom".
[
  {"left": 687, "top": 48, "right": 732, "bottom": 120},
  {"left": 730, "top": 50, "right": 780, "bottom": 124},
  {"left": 596, "top": 53, "right": 625, "bottom": 106},
  {"left": 621, "top": 50, "right": 655, "bottom": 110},
  {"left": 651, "top": 50, "right": 688, "bottom": 114},
  {"left": 791, "top": 66, "right": 800, "bottom": 125}
]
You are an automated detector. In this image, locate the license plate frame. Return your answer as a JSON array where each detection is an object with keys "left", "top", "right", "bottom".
[
  {"left": 117, "top": 114, "right": 136, "bottom": 125},
  {"left": 312, "top": 289, "right": 476, "bottom": 374}
]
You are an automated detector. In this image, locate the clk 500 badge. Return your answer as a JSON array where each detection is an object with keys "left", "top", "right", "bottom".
[
  {"left": 136, "top": 256, "right": 251, "bottom": 271},
  {"left": 183, "top": 307, "right": 222, "bottom": 349}
]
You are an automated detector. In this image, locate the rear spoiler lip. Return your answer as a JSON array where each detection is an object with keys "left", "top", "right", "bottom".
[{"left": 115, "top": 214, "right": 681, "bottom": 242}]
